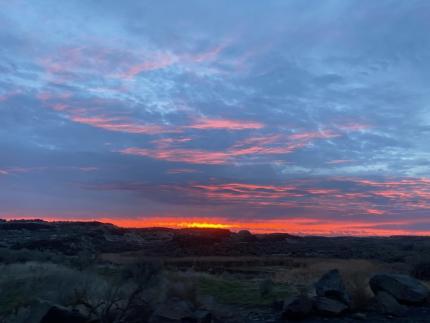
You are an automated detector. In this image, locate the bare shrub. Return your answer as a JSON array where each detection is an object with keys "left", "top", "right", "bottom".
[
  {"left": 0, "top": 262, "right": 106, "bottom": 321},
  {"left": 0, "top": 261, "right": 162, "bottom": 323}
]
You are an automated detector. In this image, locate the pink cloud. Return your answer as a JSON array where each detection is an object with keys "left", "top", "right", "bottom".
[
  {"left": 187, "top": 41, "right": 230, "bottom": 63},
  {"left": 187, "top": 117, "right": 264, "bottom": 130},
  {"left": 121, "top": 147, "right": 231, "bottom": 164},
  {"left": 152, "top": 137, "right": 193, "bottom": 145},
  {"left": 166, "top": 168, "right": 201, "bottom": 174},
  {"left": 289, "top": 130, "right": 339, "bottom": 141},
  {"left": 338, "top": 123, "right": 371, "bottom": 132},
  {"left": 366, "top": 209, "right": 386, "bottom": 215},
  {"left": 70, "top": 115, "right": 172, "bottom": 135},
  {"left": 118, "top": 53, "right": 176, "bottom": 79},
  {"left": 121, "top": 128, "right": 353, "bottom": 164},
  {"left": 0, "top": 90, "right": 21, "bottom": 102},
  {"left": 37, "top": 91, "right": 72, "bottom": 102},
  {"left": 327, "top": 159, "right": 353, "bottom": 164},
  {"left": 120, "top": 140, "right": 304, "bottom": 165},
  {"left": 0, "top": 166, "right": 98, "bottom": 175}
]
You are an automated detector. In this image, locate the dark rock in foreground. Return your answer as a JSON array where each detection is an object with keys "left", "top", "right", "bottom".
[
  {"left": 371, "top": 291, "right": 407, "bottom": 316},
  {"left": 315, "top": 269, "right": 351, "bottom": 306},
  {"left": 369, "top": 273, "right": 430, "bottom": 304}
]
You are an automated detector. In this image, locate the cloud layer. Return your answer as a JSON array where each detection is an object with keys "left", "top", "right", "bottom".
[{"left": 1, "top": 0, "right": 430, "bottom": 235}]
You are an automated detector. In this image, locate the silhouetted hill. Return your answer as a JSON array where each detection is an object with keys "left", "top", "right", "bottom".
[{"left": 1, "top": 219, "right": 430, "bottom": 262}]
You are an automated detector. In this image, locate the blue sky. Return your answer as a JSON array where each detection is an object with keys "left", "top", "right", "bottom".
[{"left": 1, "top": 0, "right": 430, "bottom": 235}]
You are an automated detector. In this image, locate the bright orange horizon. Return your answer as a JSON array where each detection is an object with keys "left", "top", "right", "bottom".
[
  {"left": 4, "top": 216, "right": 430, "bottom": 237},
  {"left": 2, "top": 2, "right": 430, "bottom": 243}
]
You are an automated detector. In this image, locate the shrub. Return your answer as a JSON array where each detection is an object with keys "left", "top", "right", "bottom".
[{"left": 0, "top": 261, "right": 157, "bottom": 323}]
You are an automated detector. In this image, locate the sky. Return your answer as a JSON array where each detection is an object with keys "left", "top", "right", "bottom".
[{"left": 1, "top": 0, "right": 430, "bottom": 235}]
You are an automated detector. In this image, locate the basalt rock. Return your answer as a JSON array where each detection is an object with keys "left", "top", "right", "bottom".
[
  {"left": 315, "top": 269, "right": 351, "bottom": 306},
  {"left": 369, "top": 273, "right": 430, "bottom": 305},
  {"left": 371, "top": 291, "right": 407, "bottom": 317}
]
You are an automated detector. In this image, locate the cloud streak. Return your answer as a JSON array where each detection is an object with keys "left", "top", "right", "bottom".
[{"left": 121, "top": 127, "right": 360, "bottom": 164}]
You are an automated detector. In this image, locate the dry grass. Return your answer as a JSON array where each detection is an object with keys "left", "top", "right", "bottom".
[
  {"left": 102, "top": 254, "right": 414, "bottom": 310},
  {"left": 272, "top": 258, "right": 410, "bottom": 309}
]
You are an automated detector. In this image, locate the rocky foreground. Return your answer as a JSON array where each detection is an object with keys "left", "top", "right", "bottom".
[
  {"left": 32, "top": 269, "right": 430, "bottom": 323},
  {"left": 282, "top": 270, "right": 430, "bottom": 322},
  {"left": 1, "top": 219, "right": 430, "bottom": 322}
]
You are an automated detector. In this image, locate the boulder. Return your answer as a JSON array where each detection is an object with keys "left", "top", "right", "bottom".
[
  {"left": 369, "top": 273, "right": 430, "bottom": 304},
  {"left": 282, "top": 296, "right": 313, "bottom": 320},
  {"left": 315, "top": 269, "right": 351, "bottom": 306},
  {"left": 40, "top": 306, "right": 88, "bottom": 323},
  {"left": 371, "top": 291, "right": 407, "bottom": 317},
  {"left": 313, "top": 296, "right": 348, "bottom": 316}
]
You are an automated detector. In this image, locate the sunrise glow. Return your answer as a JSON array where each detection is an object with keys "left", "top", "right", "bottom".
[
  {"left": 4, "top": 215, "right": 430, "bottom": 237},
  {"left": 1, "top": 1, "right": 430, "bottom": 236}
]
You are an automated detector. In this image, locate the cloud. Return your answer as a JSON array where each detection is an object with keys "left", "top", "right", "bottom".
[
  {"left": 166, "top": 168, "right": 201, "bottom": 175},
  {"left": 70, "top": 115, "right": 172, "bottom": 135},
  {"left": 1, "top": 0, "right": 430, "bottom": 235},
  {"left": 118, "top": 53, "right": 177, "bottom": 79},
  {"left": 121, "top": 127, "right": 362, "bottom": 164},
  {"left": 186, "top": 117, "right": 264, "bottom": 130}
]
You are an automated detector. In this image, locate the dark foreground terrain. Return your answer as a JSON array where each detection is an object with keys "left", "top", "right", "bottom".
[{"left": 1, "top": 219, "right": 430, "bottom": 322}]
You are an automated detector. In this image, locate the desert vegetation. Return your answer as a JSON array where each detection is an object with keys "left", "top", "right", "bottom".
[{"left": 0, "top": 220, "right": 430, "bottom": 322}]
